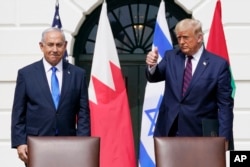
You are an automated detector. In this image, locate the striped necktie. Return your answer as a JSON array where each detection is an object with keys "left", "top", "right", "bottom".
[{"left": 182, "top": 56, "right": 193, "bottom": 96}]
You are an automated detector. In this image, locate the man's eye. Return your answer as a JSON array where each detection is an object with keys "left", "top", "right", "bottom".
[
  {"left": 47, "top": 43, "right": 54, "bottom": 47},
  {"left": 177, "top": 36, "right": 189, "bottom": 40},
  {"left": 56, "top": 43, "right": 64, "bottom": 47},
  {"left": 45, "top": 43, "right": 64, "bottom": 48}
]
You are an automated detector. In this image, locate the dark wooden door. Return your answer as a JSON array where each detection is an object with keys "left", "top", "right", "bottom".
[{"left": 120, "top": 54, "right": 147, "bottom": 158}]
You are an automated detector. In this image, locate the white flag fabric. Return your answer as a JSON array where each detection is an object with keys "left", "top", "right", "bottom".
[
  {"left": 139, "top": 1, "right": 173, "bottom": 167},
  {"left": 88, "top": 2, "right": 136, "bottom": 167}
]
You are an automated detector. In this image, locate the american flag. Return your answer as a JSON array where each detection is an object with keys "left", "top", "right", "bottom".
[{"left": 52, "top": 0, "right": 68, "bottom": 61}]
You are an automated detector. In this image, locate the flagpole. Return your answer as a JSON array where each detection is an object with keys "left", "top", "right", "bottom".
[
  {"left": 139, "top": 1, "right": 173, "bottom": 166},
  {"left": 51, "top": 0, "right": 69, "bottom": 62},
  {"left": 89, "top": 1, "right": 136, "bottom": 166}
]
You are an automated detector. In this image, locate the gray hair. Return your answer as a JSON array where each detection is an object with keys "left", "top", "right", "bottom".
[{"left": 41, "top": 27, "right": 66, "bottom": 42}]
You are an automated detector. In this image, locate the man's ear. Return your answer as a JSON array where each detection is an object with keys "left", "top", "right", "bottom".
[
  {"left": 197, "top": 34, "right": 203, "bottom": 44},
  {"left": 39, "top": 42, "right": 44, "bottom": 49}
]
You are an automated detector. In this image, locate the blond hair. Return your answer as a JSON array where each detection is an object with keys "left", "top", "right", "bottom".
[{"left": 175, "top": 18, "right": 203, "bottom": 37}]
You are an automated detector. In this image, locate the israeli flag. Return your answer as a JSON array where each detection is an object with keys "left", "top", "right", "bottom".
[{"left": 139, "top": 1, "right": 173, "bottom": 167}]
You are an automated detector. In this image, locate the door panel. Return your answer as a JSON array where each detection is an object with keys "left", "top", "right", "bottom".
[{"left": 122, "top": 63, "right": 147, "bottom": 158}]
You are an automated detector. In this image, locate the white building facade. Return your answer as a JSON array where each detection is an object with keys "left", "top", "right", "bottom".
[{"left": 0, "top": 0, "right": 250, "bottom": 166}]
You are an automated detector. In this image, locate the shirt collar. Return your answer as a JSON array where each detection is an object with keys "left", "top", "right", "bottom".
[
  {"left": 187, "top": 45, "right": 204, "bottom": 61},
  {"left": 43, "top": 58, "right": 63, "bottom": 72}
]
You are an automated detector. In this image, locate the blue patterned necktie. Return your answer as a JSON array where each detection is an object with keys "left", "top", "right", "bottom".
[
  {"left": 51, "top": 67, "right": 60, "bottom": 109},
  {"left": 182, "top": 56, "right": 193, "bottom": 96}
]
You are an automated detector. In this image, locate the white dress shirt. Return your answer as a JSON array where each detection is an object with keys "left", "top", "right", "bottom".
[
  {"left": 43, "top": 58, "right": 63, "bottom": 93},
  {"left": 149, "top": 45, "right": 204, "bottom": 75}
]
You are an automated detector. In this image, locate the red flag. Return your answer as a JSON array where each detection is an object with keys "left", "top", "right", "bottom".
[
  {"left": 206, "top": 0, "right": 236, "bottom": 97},
  {"left": 88, "top": 2, "right": 136, "bottom": 167},
  {"left": 207, "top": 0, "right": 229, "bottom": 61}
]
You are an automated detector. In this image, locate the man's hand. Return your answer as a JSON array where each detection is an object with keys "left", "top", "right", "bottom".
[
  {"left": 17, "top": 144, "right": 28, "bottom": 163},
  {"left": 146, "top": 47, "right": 159, "bottom": 67}
]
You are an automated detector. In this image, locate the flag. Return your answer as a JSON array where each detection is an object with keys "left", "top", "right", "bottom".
[
  {"left": 139, "top": 1, "right": 173, "bottom": 167},
  {"left": 52, "top": 0, "right": 68, "bottom": 61},
  {"left": 88, "top": 2, "right": 136, "bottom": 167},
  {"left": 206, "top": 0, "right": 236, "bottom": 150},
  {"left": 206, "top": 0, "right": 236, "bottom": 98}
]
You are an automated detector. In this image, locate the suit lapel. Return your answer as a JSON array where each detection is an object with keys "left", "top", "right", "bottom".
[
  {"left": 59, "top": 61, "right": 71, "bottom": 107},
  {"left": 35, "top": 60, "right": 55, "bottom": 108},
  {"left": 175, "top": 51, "right": 186, "bottom": 97},
  {"left": 184, "top": 50, "right": 210, "bottom": 97}
]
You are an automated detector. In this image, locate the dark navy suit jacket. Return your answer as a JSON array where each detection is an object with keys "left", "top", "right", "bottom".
[
  {"left": 11, "top": 59, "right": 90, "bottom": 148},
  {"left": 146, "top": 48, "right": 234, "bottom": 141}
]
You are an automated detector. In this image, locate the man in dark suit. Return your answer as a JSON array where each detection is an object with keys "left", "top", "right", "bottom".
[
  {"left": 146, "top": 18, "right": 234, "bottom": 149},
  {"left": 11, "top": 27, "right": 90, "bottom": 164}
]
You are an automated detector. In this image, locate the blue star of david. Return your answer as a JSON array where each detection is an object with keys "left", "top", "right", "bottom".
[{"left": 145, "top": 95, "right": 163, "bottom": 136}]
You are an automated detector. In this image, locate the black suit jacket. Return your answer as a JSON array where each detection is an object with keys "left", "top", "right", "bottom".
[
  {"left": 146, "top": 48, "right": 234, "bottom": 141},
  {"left": 11, "top": 59, "right": 90, "bottom": 148}
]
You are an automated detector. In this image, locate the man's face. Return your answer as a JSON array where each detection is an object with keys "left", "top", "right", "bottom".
[
  {"left": 176, "top": 29, "right": 202, "bottom": 56},
  {"left": 39, "top": 31, "right": 67, "bottom": 66}
]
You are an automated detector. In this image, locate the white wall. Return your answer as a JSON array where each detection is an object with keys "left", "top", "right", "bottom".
[{"left": 0, "top": 0, "right": 249, "bottom": 166}]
